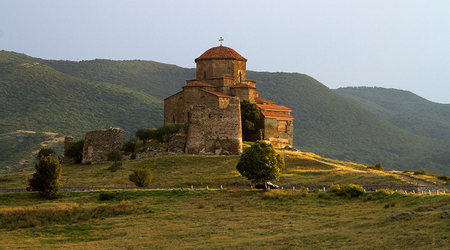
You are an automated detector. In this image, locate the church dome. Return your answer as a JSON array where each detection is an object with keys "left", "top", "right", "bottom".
[{"left": 195, "top": 45, "right": 247, "bottom": 62}]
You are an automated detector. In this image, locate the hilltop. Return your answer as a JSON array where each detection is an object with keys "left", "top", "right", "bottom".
[{"left": 1, "top": 50, "right": 449, "bottom": 174}]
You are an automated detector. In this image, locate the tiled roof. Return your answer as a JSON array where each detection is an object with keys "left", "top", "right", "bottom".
[
  {"left": 255, "top": 97, "right": 276, "bottom": 105},
  {"left": 231, "top": 83, "right": 256, "bottom": 89},
  {"left": 201, "top": 89, "right": 231, "bottom": 98},
  {"left": 195, "top": 46, "right": 247, "bottom": 62},
  {"left": 257, "top": 104, "right": 292, "bottom": 111},
  {"left": 184, "top": 81, "right": 214, "bottom": 87},
  {"left": 261, "top": 111, "right": 294, "bottom": 119}
]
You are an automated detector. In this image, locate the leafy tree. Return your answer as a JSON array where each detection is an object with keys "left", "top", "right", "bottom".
[
  {"left": 107, "top": 150, "right": 122, "bottom": 166},
  {"left": 236, "top": 141, "right": 285, "bottom": 190},
  {"left": 135, "top": 128, "right": 155, "bottom": 145},
  {"left": 29, "top": 155, "right": 62, "bottom": 198},
  {"left": 129, "top": 167, "right": 152, "bottom": 187},
  {"left": 122, "top": 138, "right": 137, "bottom": 153},
  {"left": 36, "top": 147, "right": 55, "bottom": 159},
  {"left": 66, "top": 139, "right": 84, "bottom": 163},
  {"left": 240, "top": 100, "right": 261, "bottom": 141},
  {"left": 154, "top": 124, "right": 181, "bottom": 142}
]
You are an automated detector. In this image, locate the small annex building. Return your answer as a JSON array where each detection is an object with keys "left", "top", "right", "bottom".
[{"left": 164, "top": 42, "right": 294, "bottom": 154}]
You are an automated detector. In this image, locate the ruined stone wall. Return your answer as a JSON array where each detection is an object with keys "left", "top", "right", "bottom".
[
  {"left": 263, "top": 118, "right": 294, "bottom": 148},
  {"left": 82, "top": 128, "right": 125, "bottom": 164},
  {"left": 186, "top": 97, "right": 242, "bottom": 155}
]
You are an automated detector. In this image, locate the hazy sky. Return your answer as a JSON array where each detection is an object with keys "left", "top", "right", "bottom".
[{"left": 1, "top": 0, "right": 449, "bottom": 103}]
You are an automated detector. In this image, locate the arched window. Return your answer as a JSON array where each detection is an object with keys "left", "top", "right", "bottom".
[{"left": 239, "top": 72, "right": 242, "bottom": 82}]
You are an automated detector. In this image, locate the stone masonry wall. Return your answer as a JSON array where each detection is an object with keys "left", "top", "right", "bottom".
[
  {"left": 82, "top": 128, "right": 125, "bottom": 164},
  {"left": 186, "top": 97, "right": 242, "bottom": 155}
]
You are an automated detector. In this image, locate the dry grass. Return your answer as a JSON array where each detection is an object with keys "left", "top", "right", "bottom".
[
  {"left": 0, "top": 190, "right": 448, "bottom": 249},
  {"left": 0, "top": 151, "right": 436, "bottom": 189}
]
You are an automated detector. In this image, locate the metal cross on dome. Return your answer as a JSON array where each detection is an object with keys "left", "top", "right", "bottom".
[{"left": 219, "top": 37, "right": 224, "bottom": 46}]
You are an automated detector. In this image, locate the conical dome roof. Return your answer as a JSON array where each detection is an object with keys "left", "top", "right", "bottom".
[{"left": 195, "top": 45, "right": 247, "bottom": 62}]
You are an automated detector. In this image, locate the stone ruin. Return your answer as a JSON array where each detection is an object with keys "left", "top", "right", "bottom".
[{"left": 81, "top": 127, "right": 125, "bottom": 164}]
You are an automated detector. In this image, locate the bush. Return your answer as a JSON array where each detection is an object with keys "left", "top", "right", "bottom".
[
  {"left": 130, "top": 153, "right": 137, "bottom": 160},
  {"left": 98, "top": 191, "right": 117, "bottom": 201},
  {"left": 29, "top": 155, "right": 62, "bottom": 199},
  {"left": 437, "top": 175, "right": 450, "bottom": 181},
  {"left": 154, "top": 124, "right": 182, "bottom": 142},
  {"left": 122, "top": 138, "right": 137, "bottom": 153},
  {"left": 335, "top": 184, "right": 365, "bottom": 198},
  {"left": 66, "top": 139, "right": 84, "bottom": 163},
  {"left": 107, "top": 150, "right": 122, "bottom": 163},
  {"left": 36, "top": 148, "right": 55, "bottom": 160},
  {"left": 413, "top": 170, "right": 428, "bottom": 175},
  {"left": 129, "top": 167, "right": 152, "bottom": 187},
  {"left": 135, "top": 129, "right": 156, "bottom": 145},
  {"left": 367, "top": 162, "right": 384, "bottom": 171},
  {"left": 375, "top": 188, "right": 395, "bottom": 196},
  {"left": 329, "top": 184, "right": 341, "bottom": 193},
  {"left": 236, "top": 141, "right": 284, "bottom": 189}
]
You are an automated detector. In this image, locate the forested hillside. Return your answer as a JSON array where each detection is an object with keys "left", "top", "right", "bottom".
[
  {"left": 1, "top": 50, "right": 449, "bottom": 175},
  {"left": 335, "top": 87, "right": 450, "bottom": 142}
]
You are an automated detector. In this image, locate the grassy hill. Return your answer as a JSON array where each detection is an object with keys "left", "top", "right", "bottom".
[
  {"left": 335, "top": 87, "right": 450, "bottom": 142},
  {"left": 0, "top": 51, "right": 164, "bottom": 171},
  {"left": 1, "top": 50, "right": 449, "bottom": 174},
  {"left": 1, "top": 151, "right": 448, "bottom": 248},
  {"left": 1, "top": 151, "right": 447, "bottom": 189}
]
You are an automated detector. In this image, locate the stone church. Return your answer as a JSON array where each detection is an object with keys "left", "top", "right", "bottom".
[{"left": 164, "top": 42, "right": 294, "bottom": 155}]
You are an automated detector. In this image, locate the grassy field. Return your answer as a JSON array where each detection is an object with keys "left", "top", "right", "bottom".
[
  {"left": 1, "top": 151, "right": 441, "bottom": 189},
  {"left": 0, "top": 189, "right": 449, "bottom": 249}
]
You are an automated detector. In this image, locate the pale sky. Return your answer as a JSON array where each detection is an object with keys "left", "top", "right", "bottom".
[{"left": 1, "top": 0, "right": 449, "bottom": 103}]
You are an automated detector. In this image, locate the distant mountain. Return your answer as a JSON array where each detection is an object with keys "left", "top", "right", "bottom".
[
  {"left": 335, "top": 87, "right": 450, "bottom": 142},
  {"left": 1, "top": 51, "right": 449, "bottom": 175}
]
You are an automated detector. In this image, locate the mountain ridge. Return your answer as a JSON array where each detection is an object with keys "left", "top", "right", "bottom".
[{"left": 1, "top": 50, "right": 449, "bottom": 175}]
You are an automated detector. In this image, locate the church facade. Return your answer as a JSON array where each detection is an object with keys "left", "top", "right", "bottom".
[{"left": 164, "top": 43, "right": 294, "bottom": 154}]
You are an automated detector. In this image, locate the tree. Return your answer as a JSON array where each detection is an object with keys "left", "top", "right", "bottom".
[
  {"left": 107, "top": 150, "right": 122, "bottom": 166},
  {"left": 240, "top": 100, "right": 261, "bottom": 141},
  {"left": 129, "top": 167, "right": 152, "bottom": 187},
  {"left": 66, "top": 139, "right": 84, "bottom": 163},
  {"left": 122, "top": 138, "right": 137, "bottom": 153},
  {"left": 236, "top": 141, "right": 285, "bottom": 190},
  {"left": 36, "top": 148, "right": 55, "bottom": 160},
  {"left": 135, "top": 128, "right": 155, "bottom": 145},
  {"left": 29, "top": 155, "right": 62, "bottom": 198}
]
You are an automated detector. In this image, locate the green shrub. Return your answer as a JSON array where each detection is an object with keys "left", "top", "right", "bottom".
[
  {"left": 130, "top": 153, "right": 137, "bottom": 160},
  {"left": 66, "top": 139, "right": 84, "bottom": 163},
  {"left": 413, "top": 170, "right": 428, "bottom": 175},
  {"left": 329, "top": 184, "right": 341, "bottom": 193},
  {"left": 107, "top": 150, "right": 122, "bottom": 166},
  {"left": 29, "top": 155, "right": 62, "bottom": 199},
  {"left": 129, "top": 167, "right": 152, "bottom": 187},
  {"left": 437, "top": 175, "right": 450, "bottom": 181},
  {"left": 98, "top": 191, "right": 116, "bottom": 201},
  {"left": 240, "top": 100, "right": 261, "bottom": 141},
  {"left": 36, "top": 148, "right": 55, "bottom": 159},
  {"left": 367, "top": 162, "right": 384, "bottom": 171},
  {"left": 122, "top": 138, "right": 137, "bottom": 153},
  {"left": 154, "top": 124, "right": 182, "bottom": 142},
  {"left": 336, "top": 184, "right": 365, "bottom": 198},
  {"left": 375, "top": 188, "right": 395, "bottom": 196}
]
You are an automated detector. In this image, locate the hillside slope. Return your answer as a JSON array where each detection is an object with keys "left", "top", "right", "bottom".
[
  {"left": 0, "top": 51, "right": 163, "bottom": 171},
  {"left": 1, "top": 51, "right": 449, "bottom": 174},
  {"left": 335, "top": 87, "right": 450, "bottom": 142}
]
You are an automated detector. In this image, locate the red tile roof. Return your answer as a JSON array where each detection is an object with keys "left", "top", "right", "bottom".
[
  {"left": 231, "top": 83, "right": 256, "bottom": 89},
  {"left": 257, "top": 104, "right": 292, "bottom": 111},
  {"left": 184, "top": 81, "right": 214, "bottom": 87},
  {"left": 255, "top": 97, "right": 276, "bottom": 105},
  {"left": 195, "top": 46, "right": 247, "bottom": 62},
  {"left": 201, "top": 89, "right": 231, "bottom": 98},
  {"left": 261, "top": 111, "right": 294, "bottom": 119}
]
